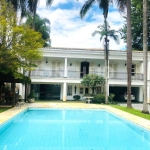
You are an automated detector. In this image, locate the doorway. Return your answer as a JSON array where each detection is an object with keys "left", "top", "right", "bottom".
[{"left": 80, "top": 61, "right": 89, "bottom": 78}]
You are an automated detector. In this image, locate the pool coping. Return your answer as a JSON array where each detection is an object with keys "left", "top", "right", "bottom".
[{"left": 0, "top": 102, "right": 150, "bottom": 131}]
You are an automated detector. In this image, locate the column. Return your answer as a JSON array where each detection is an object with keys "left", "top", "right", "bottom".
[
  {"left": 64, "top": 58, "right": 67, "bottom": 78},
  {"left": 147, "top": 61, "right": 150, "bottom": 80},
  {"left": 63, "top": 82, "right": 67, "bottom": 101},
  {"left": 139, "top": 86, "right": 143, "bottom": 102},
  {"left": 147, "top": 86, "right": 150, "bottom": 103}
]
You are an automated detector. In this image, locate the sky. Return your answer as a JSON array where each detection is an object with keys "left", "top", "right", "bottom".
[{"left": 37, "top": 0, "right": 126, "bottom": 50}]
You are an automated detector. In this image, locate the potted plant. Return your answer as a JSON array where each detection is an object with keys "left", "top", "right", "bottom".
[{"left": 28, "top": 90, "right": 35, "bottom": 103}]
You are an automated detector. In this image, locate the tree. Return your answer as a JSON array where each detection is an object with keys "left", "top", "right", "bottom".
[
  {"left": 119, "top": 0, "right": 150, "bottom": 50},
  {"left": 0, "top": 0, "right": 44, "bottom": 76},
  {"left": 26, "top": 0, "right": 53, "bottom": 29},
  {"left": 142, "top": 0, "right": 149, "bottom": 114},
  {"left": 81, "top": 74, "right": 105, "bottom": 94},
  {"left": 25, "top": 13, "right": 51, "bottom": 47},
  {"left": 92, "top": 22, "right": 120, "bottom": 44},
  {"left": 126, "top": 0, "right": 132, "bottom": 108},
  {"left": 80, "top": 0, "right": 126, "bottom": 104}
]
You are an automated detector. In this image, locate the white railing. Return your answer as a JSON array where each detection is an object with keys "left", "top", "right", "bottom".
[{"left": 31, "top": 70, "right": 143, "bottom": 80}]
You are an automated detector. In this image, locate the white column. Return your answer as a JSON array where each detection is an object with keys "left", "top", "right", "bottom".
[
  {"left": 22, "top": 85, "right": 25, "bottom": 99},
  {"left": 108, "top": 83, "right": 109, "bottom": 96},
  {"left": 141, "top": 62, "right": 144, "bottom": 74},
  {"left": 108, "top": 60, "right": 109, "bottom": 79},
  {"left": 18, "top": 83, "right": 22, "bottom": 96},
  {"left": 139, "top": 86, "right": 143, "bottom": 102},
  {"left": 64, "top": 58, "right": 67, "bottom": 78},
  {"left": 147, "top": 86, "right": 150, "bottom": 103},
  {"left": 63, "top": 82, "right": 67, "bottom": 101},
  {"left": 147, "top": 61, "right": 150, "bottom": 80}
]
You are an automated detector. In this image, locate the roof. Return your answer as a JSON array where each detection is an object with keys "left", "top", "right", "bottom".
[{"left": 42, "top": 47, "right": 143, "bottom": 53}]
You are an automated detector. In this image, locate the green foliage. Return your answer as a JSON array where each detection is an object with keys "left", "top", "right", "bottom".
[
  {"left": 25, "top": 13, "right": 51, "bottom": 47},
  {"left": 111, "top": 105, "right": 150, "bottom": 120},
  {"left": 73, "top": 95, "right": 81, "bottom": 101},
  {"left": 93, "top": 94, "right": 105, "bottom": 104},
  {"left": 0, "top": 108, "right": 11, "bottom": 113},
  {"left": 28, "top": 90, "right": 35, "bottom": 99},
  {"left": 119, "top": 0, "right": 150, "bottom": 50},
  {"left": 108, "top": 93, "right": 116, "bottom": 104},
  {"left": 81, "top": 74, "right": 105, "bottom": 94},
  {"left": 92, "top": 22, "right": 120, "bottom": 44},
  {"left": 0, "top": 0, "right": 44, "bottom": 75},
  {"left": 92, "top": 93, "right": 115, "bottom": 104}
]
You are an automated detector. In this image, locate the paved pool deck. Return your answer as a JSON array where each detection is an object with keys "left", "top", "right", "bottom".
[{"left": 0, "top": 101, "right": 150, "bottom": 131}]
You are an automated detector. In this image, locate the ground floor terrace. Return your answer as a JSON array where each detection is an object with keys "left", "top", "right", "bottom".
[{"left": 27, "top": 83, "right": 148, "bottom": 103}]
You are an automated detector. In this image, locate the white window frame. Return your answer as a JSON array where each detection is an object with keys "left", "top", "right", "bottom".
[
  {"left": 80, "top": 88, "right": 84, "bottom": 94},
  {"left": 67, "top": 85, "right": 72, "bottom": 96}
]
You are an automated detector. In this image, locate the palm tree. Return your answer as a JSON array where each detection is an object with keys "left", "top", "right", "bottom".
[
  {"left": 7, "top": 0, "right": 53, "bottom": 29},
  {"left": 27, "top": 0, "right": 53, "bottom": 29},
  {"left": 92, "top": 22, "right": 120, "bottom": 103},
  {"left": 92, "top": 23, "right": 120, "bottom": 44},
  {"left": 126, "top": 0, "right": 132, "bottom": 108},
  {"left": 80, "top": 0, "right": 126, "bottom": 104},
  {"left": 6, "top": 0, "right": 28, "bottom": 18},
  {"left": 25, "top": 13, "right": 51, "bottom": 47},
  {"left": 142, "top": 0, "right": 149, "bottom": 113}
]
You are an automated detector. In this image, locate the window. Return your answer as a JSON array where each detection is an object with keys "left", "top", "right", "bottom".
[
  {"left": 96, "top": 87, "right": 101, "bottom": 94},
  {"left": 132, "top": 64, "right": 135, "bottom": 76},
  {"left": 85, "top": 88, "right": 89, "bottom": 94},
  {"left": 80, "top": 88, "right": 83, "bottom": 94},
  {"left": 67, "top": 85, "right": 72, "bottom": 96}
]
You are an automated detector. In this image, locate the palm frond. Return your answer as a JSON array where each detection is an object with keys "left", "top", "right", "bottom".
[
  {"left": 99, "top": 0, "right": 109, "bottom": 18},
  {"left": 80, "top": 0, "right": 95, "bottom": 18},
  {"left": 114, "top": 0, "right": 126, "bottom": 12},
  {"left": 91, "top": 31, "right": 101, "bottom": 37},
  {"left": 46, "top": 0, "right": 54, "bottom": 7}
]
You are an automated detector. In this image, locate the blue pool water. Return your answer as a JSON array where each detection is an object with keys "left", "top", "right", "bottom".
[{"left": 0, "top": 109, "right": 150, "bottom": 150}]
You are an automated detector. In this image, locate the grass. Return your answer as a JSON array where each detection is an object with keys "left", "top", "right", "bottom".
[
  {"left": 0, "top": 108, "right": 10, "bottom": 113},
  {"left": 111, "top": 105, "right": 150, "bottom": 120}
]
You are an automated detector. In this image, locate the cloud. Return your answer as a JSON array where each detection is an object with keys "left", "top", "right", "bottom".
[{"left": 37, "top": 1, "right": 126, "bottom": 50}]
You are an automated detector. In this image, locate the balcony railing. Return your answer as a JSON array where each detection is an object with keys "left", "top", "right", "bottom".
[
  {"left": 31, "top": 70, "right": 143, "bottom": 80},
  {"left": 31, "top": 70, "right": 64, "bottom": 78}
]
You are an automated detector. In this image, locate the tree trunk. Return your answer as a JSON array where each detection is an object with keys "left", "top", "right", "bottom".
[
  {"left": 12, "top": 82, "right": 16, "bottom": 107},
  {"left": 126, "top": 0, "right": 132, "bottom": 108},
  {"left": 92, "top": 87, "right": 94, "bottom": 94},
  {"left": 26, "top": 0, "right": 38, "bottom": 98},
  {"left": 32, "top": 0, "right": 38, "bottom": 30},
  {"left": 142, "top": 0, "right": 149, "bottom": 114},
  {"left": 104, "top": 18, "right": 108, "bottom": 104}
]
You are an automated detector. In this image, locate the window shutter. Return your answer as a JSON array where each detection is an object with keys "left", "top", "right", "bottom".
[
  {"left": 89, "top": 63, "right": 95, "bottom": 74},
  {"left": 136, "top": 64, "right": 140, "bottom": 73}
]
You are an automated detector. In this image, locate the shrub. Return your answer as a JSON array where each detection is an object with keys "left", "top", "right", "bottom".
[
  {"left": 73, "top": 95, "right": 81, "bottom": 101},
  {"left": 92, "top": 93, "right": 116, "bottom": 104},
  {"left": 28, "top": 90, "right": 35, "bottom": 99},
  {"left": 93, "top": 94, "right": 105, "bottom": 104},
  {"left": 108, "top": 94, "right": 115, "bottom": 104}
]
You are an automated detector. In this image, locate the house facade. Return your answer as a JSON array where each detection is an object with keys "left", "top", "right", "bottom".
[{"left": 20, "top": 47, "right": 150, "bottom": 103}]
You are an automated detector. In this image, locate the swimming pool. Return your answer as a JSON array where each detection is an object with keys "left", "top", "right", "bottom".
[{"left": 0, "top": 108, "right": 150, "bottom": 150}]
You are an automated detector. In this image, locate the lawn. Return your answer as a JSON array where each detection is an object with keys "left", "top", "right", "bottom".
[
  {"left": 0, "top": 108, "right": 10, "bottom": 113},
  {"left": 111, "top": 105, "right": 150, "bottom": 120}
]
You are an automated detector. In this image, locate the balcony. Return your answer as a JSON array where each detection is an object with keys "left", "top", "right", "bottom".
[{"left": 31, "top": 70, "right": 143, "bottom": 80}]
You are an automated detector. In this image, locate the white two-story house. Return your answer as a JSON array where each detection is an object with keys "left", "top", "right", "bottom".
[{"left": 20, "top": 47, "right": 150, "bottom": 103}]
